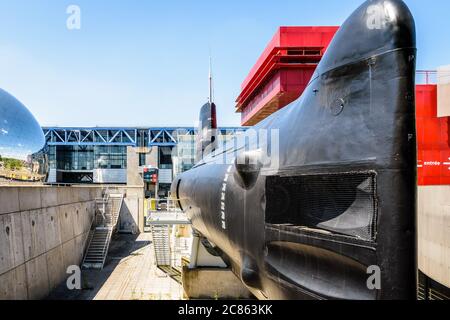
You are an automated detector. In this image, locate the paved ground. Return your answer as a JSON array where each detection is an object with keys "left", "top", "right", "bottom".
[{"left": 47, "top": 233, "right": 183, "bottom": 300}]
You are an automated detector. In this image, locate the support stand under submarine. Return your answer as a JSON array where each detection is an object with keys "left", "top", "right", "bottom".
[{"left": 172, "top": 0, "right": 417, "bottom": 300}]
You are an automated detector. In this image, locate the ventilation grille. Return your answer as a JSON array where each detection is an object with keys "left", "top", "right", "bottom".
[
  {"left": 266, "top": 172, "right": 377, "bottom": 241},
  {"left": 417, "top": 282, "right": 426, "bottom": 300}
]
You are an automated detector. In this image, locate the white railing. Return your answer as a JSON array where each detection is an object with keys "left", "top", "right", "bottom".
[{"left": 146, "top": 198, "right": 190, "bottom": 226}]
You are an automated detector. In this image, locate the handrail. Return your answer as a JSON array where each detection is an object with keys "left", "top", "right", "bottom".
[
  {"left": 417, "top": 70, "right": 437, "bottom": 85},
  {"left": 81, "top": 187, "right": 110, "bottom": 266},
  {"left": 111, "top": 194, "right": 124, "bottom": 232},
  {"left": 416, "top": 69, "right": 450, "bottom": 85},
  {"left": 147, "top": 198, "right": 183, "bottom": 213},
  {"left": 82, "top": 189, "right": 124, "bottom": 269}
]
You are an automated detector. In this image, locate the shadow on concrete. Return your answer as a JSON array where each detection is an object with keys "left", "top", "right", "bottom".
[
  {"left": 158, "top": 266, "right": 182, "bottom": 285},
  {"left": 118, "top": 201, "right": 138, "bottom": 234},
  {"left": 46, "top": 233, "right": 151, "bottom": 300}
]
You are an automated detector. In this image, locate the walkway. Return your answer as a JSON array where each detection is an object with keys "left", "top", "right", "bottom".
[{"left": 47, "top": 233, "right": 182, "bottom": 300}]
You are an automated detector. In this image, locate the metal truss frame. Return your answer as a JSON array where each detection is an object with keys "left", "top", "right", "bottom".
[{"left": 43, "top": 127, "right": 246, "bottom": 147}]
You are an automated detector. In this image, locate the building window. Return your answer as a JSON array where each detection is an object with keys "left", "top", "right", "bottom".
[
  {"left": 56, "top": 146, "right": 94, "bottom": 171},
  {"left": 94, "top": 146, "right": 127, "bottom": 169},
  {"left": 48, "top": 146, "right": 56, "bottom": 169},
  {"left": 139, "top": 153, "right": 146, "bottom": 166},
  {"left": 159, "top": 147, "right": 173, "bottom": 167}
]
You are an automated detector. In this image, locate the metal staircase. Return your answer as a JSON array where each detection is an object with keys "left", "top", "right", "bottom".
[
  {"left": 82, "top": 191, "right": 124, "bottom": 269},
  {"left": 151, "top": 225, "right": 171, "bottom": 266}
]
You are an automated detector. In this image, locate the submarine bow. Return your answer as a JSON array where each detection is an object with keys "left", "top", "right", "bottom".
[{"left": 172, "top": 0, "right": 417, "bottom": 300}]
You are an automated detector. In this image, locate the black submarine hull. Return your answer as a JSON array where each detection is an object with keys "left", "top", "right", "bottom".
[{"left": 173, "top": 0, "right": 417, "bottom": 300}]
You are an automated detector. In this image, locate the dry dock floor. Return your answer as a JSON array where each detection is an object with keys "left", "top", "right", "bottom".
[{"left": 47, "top": 233, "right": 182, "bottom": 300}]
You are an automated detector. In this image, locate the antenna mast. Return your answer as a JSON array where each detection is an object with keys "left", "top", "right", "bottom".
[{"left": 209, "top": 55, "right": 214, "bottom": 104}]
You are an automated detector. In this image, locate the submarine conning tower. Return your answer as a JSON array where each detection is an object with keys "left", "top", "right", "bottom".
[{"left": 173, "top": 0, "right": 417, "bottom": 300}]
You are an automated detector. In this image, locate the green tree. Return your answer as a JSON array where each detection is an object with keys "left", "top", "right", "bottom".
[{"left": 3, "top": 158, "right": 23, "bottom": 171}]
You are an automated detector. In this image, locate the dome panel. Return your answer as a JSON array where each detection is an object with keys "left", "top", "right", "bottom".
[{"left": 0, "top": 89, "right": 48, "bottom": 183}]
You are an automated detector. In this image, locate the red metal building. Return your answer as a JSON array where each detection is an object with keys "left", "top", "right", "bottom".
[
  {"left": 236, "top": 26, "right": 339, "bottom": 126},
  {"left": 416, "top": 81, "right": 450, "bottom": 186}
]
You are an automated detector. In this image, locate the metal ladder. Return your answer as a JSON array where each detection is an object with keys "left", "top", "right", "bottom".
[
  {"left": 82, "top": 192, "right": 124, "bottom": 269},
  {"left": 151, "top": 225, "right": 171, "bottom": 266}
]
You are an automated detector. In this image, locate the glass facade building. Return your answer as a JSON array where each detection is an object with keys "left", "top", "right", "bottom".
[
  {"left": 49, "top": 145, "right": 128, "bottom": 171},
  {"left": 43, "top": 127, "right": 246, "bottom": 185}
]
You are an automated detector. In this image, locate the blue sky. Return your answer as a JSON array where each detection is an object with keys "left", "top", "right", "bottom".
[{"left": 0, "top": 0, "right": 448, "bottom": 127}]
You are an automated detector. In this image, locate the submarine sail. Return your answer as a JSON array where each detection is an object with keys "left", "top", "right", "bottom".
[{"left": 172, "top": 0, "right": 417, "bottom": 300}]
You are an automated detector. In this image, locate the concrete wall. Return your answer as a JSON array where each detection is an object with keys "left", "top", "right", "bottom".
[
  {"left": 127, "top": 147, "right": 144, "bottom": 187},
  {"left": 418, "top": 186, "right": 450, "bottom": 289},
  {"left": 146, "top": 147, "right": 158, "bottom": 168},
  {"left": 437, "top": 65, "right": 450, "bottom": 118},
  {"left": 0, "top": 186, "right": 102, "bottom": 300},
  {"left": 182, "top": 267, "right": 253, "bottom": 300},
  {"left": 114, "top": 186, "right": 145, "bottom": 234},
  {"left": 127, "top": 146, "right": 158, "bottom": 185}
]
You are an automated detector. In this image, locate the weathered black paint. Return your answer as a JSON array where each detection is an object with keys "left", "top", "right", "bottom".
[
  {"left": 196, "top": 102, "right": 218, "bottom": 162},
  {"left": 172, "top": 0, "right": 417, "bottom": 300}
]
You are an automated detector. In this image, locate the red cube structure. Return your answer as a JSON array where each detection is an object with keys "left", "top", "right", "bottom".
[{"left": 236, "top": 26, "right": 339, "bottom": 126}]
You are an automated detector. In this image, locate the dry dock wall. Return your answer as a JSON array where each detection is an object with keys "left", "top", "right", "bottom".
[{"left": 0, "top": 186, "right": 102, "bottom": 300}]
